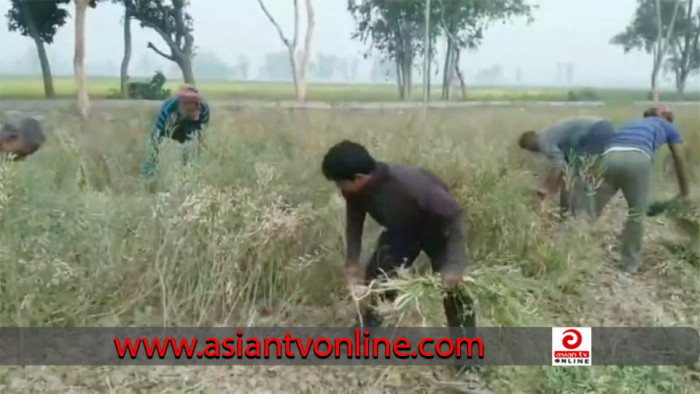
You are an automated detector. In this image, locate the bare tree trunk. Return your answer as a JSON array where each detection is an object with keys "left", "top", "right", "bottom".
[
  {"left": 404, "top": 55, "right": 413, "bottom": 98},
  {"left": 438, "top": 2, "right": 460, "bottom": 101},
  {"left": 401, "top": 58, "right": 410, "bottom": 99},
  {"left": 676, "top": 71, "right": 687, "bottom": 97},
  {"left": 652, "top": 0, "right": 683, "bottom": 102},
  {"left": 653, "top": 0, "right": 663, "bottom": 102},
  {"left": 32, "top": 38, "right": 55, "bottom": 99},
  {"left": 296, "top": 0, "right": 315, "bottom": 101},
  {"left": 426, "top": 45, "right": 431, "bottom": 100},
  {"left": 257, "top": 0, "right": 301, "bottom": 101},
  {"left": 286, "top": 48, "right": 299, "bottom": 98},
  {"left": 176, "top": 55, "right": 196, "bottom": 85},
  {"left": 442, "top": 39, "right": 454, "bottom": 100},
  {"left": 395, "top": 59, "right": 404, "bottom": 99},
  {"left": 120, "top": 6, "right": 132, "bottom": 98},
  {"left": 454, "top": 49, "right": 467, "bottom": 100},
  {"left": 22, "top": 2, "right": 54, "bottom": 98},
  {"left": 74, "top": 0, "right": 89, "bottom": 119},
  {"left": 651, "top": 51, "right": 661, "bottom": 101},
  {"left": 674, "top": 0, "right": 696, "bottom": 98},
  {"left": 440, "top": 39, "right": 452, "bottom": 100}
]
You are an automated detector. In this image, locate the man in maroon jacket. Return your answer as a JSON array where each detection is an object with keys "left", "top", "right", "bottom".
[{"left": 321, "top": 140, "right": 475, "bottom": 330}]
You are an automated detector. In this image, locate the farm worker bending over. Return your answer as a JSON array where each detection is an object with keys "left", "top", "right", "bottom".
[
  {"left": 1, "top": 116, "right": 45, "bottom": 161},
  {"left": 594, "top": 105, "right": 690, "bottom": 275},
  {"left": 518, "top": 116, "right": 615, "bottom": 218},
  {"left": 141, "top": 85, "right": 210, "bottom": 178},
  {"left": 321, "top": 140, "right": 475, "bottom": 330}
]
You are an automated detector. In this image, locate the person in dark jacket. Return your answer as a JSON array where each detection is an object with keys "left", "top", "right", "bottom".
[
  {"left": 1, "top": 116, "right": 45, "bottom": 161},
  {"left": 321, "top": 140, "right": 475, "bottom": 330},
  {"left": 518, "top": 116, "right": 615, "bottom": 218},
  {"left": 141, "top": 85, "right": 210, "bottom": 178}
]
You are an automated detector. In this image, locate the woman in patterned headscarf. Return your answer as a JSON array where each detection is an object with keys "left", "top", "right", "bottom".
[{"left": 141, "top": 84, "right": 211, "bottom": 178}]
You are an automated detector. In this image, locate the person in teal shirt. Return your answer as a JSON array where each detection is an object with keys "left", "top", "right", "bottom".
[{"left": 141, "top": 85, "right": 210, "bottom": 178}]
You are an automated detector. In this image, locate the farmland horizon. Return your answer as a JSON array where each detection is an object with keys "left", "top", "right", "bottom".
[{"left": 2, "top": 74, "right": 699, "bottom": 103}]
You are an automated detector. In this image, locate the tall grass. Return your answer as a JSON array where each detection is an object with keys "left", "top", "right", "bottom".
[{"left": 0, "top": 104, "right": 698, "bottom": 392}]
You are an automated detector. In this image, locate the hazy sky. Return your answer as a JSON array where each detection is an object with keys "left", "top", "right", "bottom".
[{"left": 0, "top": 0, "right": 697, "bottom": 88}]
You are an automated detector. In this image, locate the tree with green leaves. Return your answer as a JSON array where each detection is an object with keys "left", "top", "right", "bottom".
[
  {"left": 348, "top": 0, "right": 534, "bottom": 101},
  {"left": 73, "top": 0, "right": 98, "bottom": 118},
  {"left": 348, "top": 0, "right": 437, "bottom": 100},
  {"left": 665, "top": 0, "right": 700, "bottom": 96},
  {"left": 126, "top": 0, "right": 196, "bottom": 85},
  {"left": 611, "top": 0, "right": 685, "bottom": 100},
  {"left": 437, "top": 0, "right": 534, "bottom": 100},
  {"left": 6, "top": 0, "right": 71, "bottom": 98}
]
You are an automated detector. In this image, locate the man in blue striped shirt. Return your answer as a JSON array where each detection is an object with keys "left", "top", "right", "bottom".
[
  {"left": 595, "top": 105, "right": 690, "bottom": 274},
  {"left": 141, "top": 85, "right": 210, "bottom": 178}
]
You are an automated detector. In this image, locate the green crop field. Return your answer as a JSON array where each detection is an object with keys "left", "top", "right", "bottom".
[
  {"left": 0, "top": 98, "right": 698, "bottom": 392},
  {"left": 2, "top": 74, "right": 700, "bottom": 103}
]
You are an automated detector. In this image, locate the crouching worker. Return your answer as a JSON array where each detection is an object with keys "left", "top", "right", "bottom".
[
  {"left": 1, "top": 117, "right": 45, "bottom": 161},
  {"left": 321, "top": 140, "right": 475, "bottom": 330},
  {"left": 518, "top": 116, "right": 615, "bottom": 219},
  {"left": 594, "top": 105, "right": 690, "bottom": 274},
  {"left": 141, "top": 85, "right": 210, "bottom": 178}
]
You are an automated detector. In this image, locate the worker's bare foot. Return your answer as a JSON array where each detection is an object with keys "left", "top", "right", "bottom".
[
  {"left": 454, "top": 366, "right": 482, "bottom": 394},
  {"left": 464, "top": 369, "right": 481, "bottom": 394}
]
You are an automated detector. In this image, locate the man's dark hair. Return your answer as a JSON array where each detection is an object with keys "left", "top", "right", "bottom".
[
  {"left": 1, "top": 117, "right": 45, "bottom": 159},
  {"left": 643, "top": 105, "right": 674, "bottom": 123},
  {"left": 642, "top": 107, "right": 656, "bottom": 118},
  {"left": 321, "top": 140, "right": 376, "bottom": 181},
  {"left": 518, "top": 130, "right": 538, "bottom": 149}
]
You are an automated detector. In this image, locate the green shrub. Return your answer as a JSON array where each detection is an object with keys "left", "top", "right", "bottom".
[
  {"left": 126, "top": 71, "right": 171, "bottom": 100},
  {"left": 567, "top": 88, "right": 599, "bottom": 101}
]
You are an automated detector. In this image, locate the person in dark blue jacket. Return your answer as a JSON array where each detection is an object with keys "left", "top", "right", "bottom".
[
  {"left": 141, "top": 85, "right": 210, "bottom": 178},
  {"left": 518, "top": 117, "right": 615, "bottom": 218}
]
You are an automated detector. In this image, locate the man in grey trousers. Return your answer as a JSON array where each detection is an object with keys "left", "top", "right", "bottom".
[{"left": 594, "top": 105, "right": 690, "bottom": 274}]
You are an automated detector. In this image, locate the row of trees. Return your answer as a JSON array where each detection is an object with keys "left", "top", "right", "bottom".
[
  {"left": 7, "top": 0, "right": 197, "bottom": 117},
  {"left": 5, "top": 0, "right": 700, "bottom": 115},
  {"left": 348, "top": 0, "right": 536, "bottom": 100},
  {"left": 611, "top": 0, "right": 700, "bottom": 98},
  {"left": 5, "top": 0, "right": 534, "bottom": 107}
]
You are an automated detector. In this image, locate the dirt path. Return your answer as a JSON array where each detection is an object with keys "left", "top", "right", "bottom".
[
  {"left": 2, "top": 98, "right": 698, "bottom": 113},
  {"left": 592, "top": 194, "right": 698, "bottom": 328}
]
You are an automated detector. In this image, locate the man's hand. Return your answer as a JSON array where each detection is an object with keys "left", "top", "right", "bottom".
[
  {"left": 668, "top": 143, "right": 690, "bottom": 198},
  {"left": 443, "top": 271, "right": 462, "bottom": 291}
]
